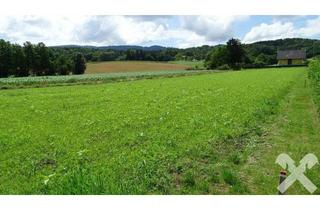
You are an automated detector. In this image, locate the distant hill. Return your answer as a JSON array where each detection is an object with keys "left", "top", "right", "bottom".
[
  {"left": 52, "top": 38, "right": 320, "bottom": 55},
  {"left": 52, "top": 45, "right": 168, "bottom": 51},
  {"left": 100, "top": 45, "right": 167, "bottom": 51}
]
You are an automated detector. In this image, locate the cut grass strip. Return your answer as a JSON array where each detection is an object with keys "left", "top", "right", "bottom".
[{"left": 242, "top": 72, "right": 320, "bottom": 194}]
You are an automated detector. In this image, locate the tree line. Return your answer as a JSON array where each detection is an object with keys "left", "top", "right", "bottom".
[
  {"left": 0, "top": 39, "right": 86, "bottom": 78},
  {"left": 1, "top": 37, "right": 320, "bottom": 78},
  {"left": 54, "top": 47, "right": 185, "bottom": 63},
  {"left": 52, "top": 44, "right": 215, "bottom": 63},
  {"left": 54, "top": 38, "right": 320, "bottom": 68}
]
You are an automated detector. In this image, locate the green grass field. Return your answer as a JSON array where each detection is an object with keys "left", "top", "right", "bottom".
[{"left": 1, "top": 67, "right": 319, "bottom": 194}]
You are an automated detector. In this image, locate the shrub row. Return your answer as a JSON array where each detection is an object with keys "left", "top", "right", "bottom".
[{"left": 308, "top": 60, "right": 320, "bottom": 111}]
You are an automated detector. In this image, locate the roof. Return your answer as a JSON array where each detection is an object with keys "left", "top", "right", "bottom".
[{"left": 277, "top": 50, "right": 306, "bottom": 60}]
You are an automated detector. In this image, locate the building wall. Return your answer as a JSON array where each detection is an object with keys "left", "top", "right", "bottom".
[
  {"left": 278, "top": 59, "right": 288, "bottom": 65},
  {"left": 292, "top": 59, "right": 304, "bottom": 65},
  {"left": 278, "top": 59, "right": 304, "bottom": 65}
]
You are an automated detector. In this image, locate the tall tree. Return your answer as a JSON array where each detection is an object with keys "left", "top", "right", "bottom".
[
  {"left": 204, "top": 46, "right": 229, "bottom": 69},
  {"left": 0, "top": 39, "right": 12, "bottom": 77},
  {"left": 226, "top": 38, "right": 244, "bottom": 69},
  {"left": 23, "top": 41, "right": 35, "bottom": 75},
  {"left": 35, "top": 42, "right": 50, "bottom": 75},
  {"left": 73, "top": 53, "right": 86, "bottom": 75},
  {"left": 55, "top": 55, "right": 73, "bottom": 75},
  {"left": 11, "top": 44, "right": 27, "bottom": 77}
]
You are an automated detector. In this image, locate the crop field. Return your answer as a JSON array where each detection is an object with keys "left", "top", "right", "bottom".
[
  {"left": 1, "top": 67, "right": 319, "bottom": 195},
  {"left": 0, "top": 70, "right": 215, "bottom": 89},
  {"left": 86, "top": 61, "right": 191, "bottom": 74}
]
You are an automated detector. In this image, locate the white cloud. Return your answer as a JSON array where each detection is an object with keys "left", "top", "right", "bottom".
[
  {"left": 0, "top": 15, "right": 166, "bottom": 46},
  {"left": 3, "top": 15, "right": 320, "bottom": 48},
  {"left": 0, "top": 15, "right": 87, "bottom": 45},
  {"left": 112, "top": 16, "right": 167, "bottom": 45},
  {"left": 125, "top": 15, "right": 172, "bottom": 24},
  {"left": 162, "top": 29, "right": 207, "bottom": 48},
  {"left": 297, "top": 16, "right": 320, "bottom": 37},
  {"left": 73, "top": 16, "right": 125, "bottom": 45},
  {"left": 271, "top": 15, "right": 306, "bottom": 22},
  {"left": 180, "top": 16, "right": 248, "bottom": 42},
  {"left": 0, "top": 15, "right": 250, "bottom": 47},
  {"left": 243, "top": 16, "right": 320, "bottom": 43},
  {"left": 0, "top": 15, "right": 181, "bottom": 46},
  {"left": 243, "top": 22, "right": 296, "bottom": 43}
]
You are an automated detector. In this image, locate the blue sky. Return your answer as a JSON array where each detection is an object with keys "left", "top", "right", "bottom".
[{"left": 0, "top": 15, "right": 320, "bottom": 48}]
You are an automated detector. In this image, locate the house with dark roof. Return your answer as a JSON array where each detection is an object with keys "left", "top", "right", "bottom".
[{"left": 277, "top": 50, "right": 306, "bottom": 65}]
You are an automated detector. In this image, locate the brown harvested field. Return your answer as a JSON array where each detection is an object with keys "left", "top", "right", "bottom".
[{"left": 86, "top": 61, "right": 189, "bottom": 74}]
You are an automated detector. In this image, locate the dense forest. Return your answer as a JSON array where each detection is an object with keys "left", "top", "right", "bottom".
[
  {"left": 244, "top": 38, "right": 320, "bottom": 65},
  {"left": 0, "top": 40, "right": 86, "bottom": 78},
  {"left": 1, "top": 38, "right": 320, "bottom": 77},
  {"left": 52, "top": 45, "right": 214, "bottom": 63}
]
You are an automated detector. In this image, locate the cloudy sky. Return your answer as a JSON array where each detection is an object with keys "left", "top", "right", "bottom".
[{"left": 0, "top": 15, "right": 320, "bottom": 48}]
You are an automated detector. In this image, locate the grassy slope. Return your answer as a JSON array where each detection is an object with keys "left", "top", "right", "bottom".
[
  {"left": 242, "top": 72, "right": 320, "bottom": 194},
  {"left": 0, "top": 68, "right": 305, "bottom": 194}
]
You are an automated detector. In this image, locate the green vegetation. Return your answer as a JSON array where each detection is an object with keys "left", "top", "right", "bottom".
[
  {"left": 169, "top": 60, "right": 205, "bottom": 70},
  {"left": 0, "top": 70, "right": 217, "bottom": 89},
  {"left": 0, "top": 40, "right": 86, "bottom": 78},
  {"left": 74, "top": 53, "right": 86, "bottom": 75},
  {"left": 205, "top": 38, "right": 320, "bottom": 68},
  {"left": 244, "top": 38, "right": 320, "bottom": 65},
  {"left": 204, "top": 46, "right": 229, "bottom": 70},
  {"left": 205, "top": 38, "right": 249, "bottom": 70},
  {"left": 55, "top": 45, "right": 212, "bottom": 63},
  {"left": 0, "top": 67, "right": 307, "bottom": 194},
  {"left": 2, "top": 38, "right": 319, "bottom": 79},
  {"left": 204, "top": 38, "right": 310, "bottom": 70},
  {"left": 308, "top": 59, "right": 320, "bottom": 110},
  {"left": 53, "top": 38, "right": 320, "bottom": 67},
  {"left": 243, "top": 70, "right": 320, "bottom": 194}
]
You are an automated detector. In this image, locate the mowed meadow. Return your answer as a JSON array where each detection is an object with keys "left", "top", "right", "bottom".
[{"left": 2, "top": 67, "right": 319, "bottom": 195}]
